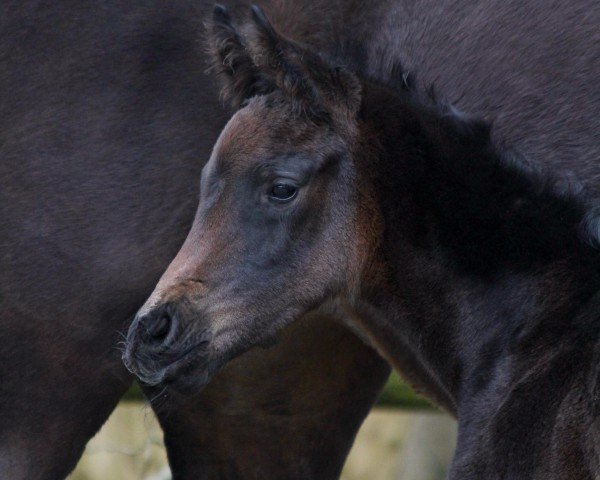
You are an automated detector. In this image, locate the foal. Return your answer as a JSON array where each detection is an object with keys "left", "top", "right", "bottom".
[{"left": 125, "top": 6, "right": 600, "bottom": 478}]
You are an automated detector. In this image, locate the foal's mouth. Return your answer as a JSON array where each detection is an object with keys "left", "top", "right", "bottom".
[{"left": 123, "top": 338, "right": 211, "bottom": 387}]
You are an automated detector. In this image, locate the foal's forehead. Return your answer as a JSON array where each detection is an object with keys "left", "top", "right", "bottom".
[
  {"left": 216, "top": 102, "right": 272, "bottom": 163},
  {"left": 213, "top": 98, "right": 326, "bottom": 171}
]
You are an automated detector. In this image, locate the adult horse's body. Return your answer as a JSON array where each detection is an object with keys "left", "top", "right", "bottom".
[
  {"left": 0, "top": 2, "right": 389, "bottom": 479},
  {"left": 125, "top": 2, "right": 600, "bottom": 479},
  {"left": 3, "top": 1, "right": 599, "bottom": 479}
]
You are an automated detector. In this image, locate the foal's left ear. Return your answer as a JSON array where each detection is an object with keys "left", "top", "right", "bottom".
[
  {"left": 205, "top": 5, "right": 274, "bottom": 108},
  {"left": 246, "top": 5, "right": 362, "bottom": 118}
]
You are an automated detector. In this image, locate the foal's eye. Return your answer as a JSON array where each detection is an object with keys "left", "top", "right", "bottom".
[{"left": 269, "top": 183, "right": 298, "bottom": 202}]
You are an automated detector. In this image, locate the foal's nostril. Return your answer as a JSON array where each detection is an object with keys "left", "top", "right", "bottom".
[{"left": 145, "top": 312, "right": 173, "bottom": 343}]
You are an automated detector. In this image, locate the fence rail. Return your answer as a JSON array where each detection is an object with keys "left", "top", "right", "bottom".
[{"left": 122, "top": 372, "right": 433, "bottom": 409}]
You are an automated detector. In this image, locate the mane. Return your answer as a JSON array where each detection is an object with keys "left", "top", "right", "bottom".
[
  {"left": 354, "top": 60, "right": 600, "bottom": 276},
  {"left": 325, "top": 42, "right": 600, "bottom": 260}
]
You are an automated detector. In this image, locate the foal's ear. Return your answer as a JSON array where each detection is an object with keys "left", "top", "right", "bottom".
[
  {"left": 205, "top": 5, "right": 274, "bottom": 108},
  {"left": 247, "top": 5, "right": 362, "bottom": 118}
]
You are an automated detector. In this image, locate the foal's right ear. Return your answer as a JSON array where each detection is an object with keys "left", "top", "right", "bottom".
[{"left": 205, "top": 5, "right": 273, "bottom": 109}]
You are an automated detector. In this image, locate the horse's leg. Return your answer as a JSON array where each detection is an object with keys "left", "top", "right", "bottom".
[
  {"left": 0, "top": 306, "right": 132, "bottom": 480},
  {"left": 145, "top": 313, "right": 390, "bottom": 480}
]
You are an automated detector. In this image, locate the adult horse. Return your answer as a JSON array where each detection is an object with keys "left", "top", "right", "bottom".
[
  {"left": 125, "top": 3, "right": 600, "bottom": 479},
  {"left": 0, "top": 2, "right": 389, "bottom": 479}
]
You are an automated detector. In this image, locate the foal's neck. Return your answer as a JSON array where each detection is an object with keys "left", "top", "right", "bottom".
[{"left": 355, "top": 82, "right": 600, "bottom": 411}]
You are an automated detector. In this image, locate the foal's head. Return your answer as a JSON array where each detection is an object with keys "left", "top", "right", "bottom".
[{"left": 123, "top": 6, "right": 374, "bottom": 389}]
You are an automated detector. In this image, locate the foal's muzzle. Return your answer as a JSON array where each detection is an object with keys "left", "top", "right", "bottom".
[{"left": 122, "top": 304, "right": 208, "bottom": 386}]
